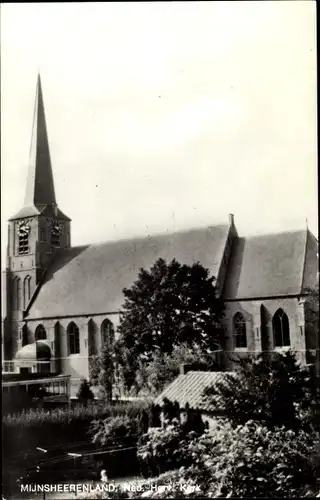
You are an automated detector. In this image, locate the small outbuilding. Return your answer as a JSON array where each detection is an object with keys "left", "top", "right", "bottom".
[{"left": 154, "top": 365, "right": 235, "bottom": 428}]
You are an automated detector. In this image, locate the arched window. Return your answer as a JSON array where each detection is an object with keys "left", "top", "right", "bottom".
[
  {"left": 101, "top": 319, "right": 115, "bottom": 346},
  {"left": 23, "top": 276, "right": 31, "bottom": 310},
  {"left": 233, "top": 312, "right": 247, "bottom": 348},
  {"left": 13, "top": 278, "right": 22, "bottom": 310},
  {"left": 22, "top": 324, "right": 29, "bottom": 347},
  {"left": 35, "top": 324, "right": 47, "bottom": 341},
  {"left": 88, "top": 319, "right": 97, "bottom": 356},
  {"left": 272, "top": 309, "right": 290, "bottom": 347},
  {"left": 67, "top": 322, "right": 80, "bottom": 355}
]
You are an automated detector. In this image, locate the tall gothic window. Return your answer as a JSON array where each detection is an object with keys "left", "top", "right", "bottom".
[
  {"left": 273, "top": 309, "right": 290, "bottom": 347},
  {"left": 23, "top": 276, "right": 31, "bottom": 309},
  {"left": 233, "top": 312, "right": 247, "bottom": 348},
  {"left": 101, "top": 319, "right": 115, "bottom": 346},
  {"left": 67, "top": 322, "right": 80, "bottom": 355},
  {"left": 88, "top": 319, "right": 97, "bottom": 357},
  {"left": 22, "top": 324, "right": 29, "bottom": 347},
  {"left": 35, "top": 324, "right": 47, "bottom": 341}
]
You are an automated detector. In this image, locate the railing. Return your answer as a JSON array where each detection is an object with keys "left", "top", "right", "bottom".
[
  {"left": 2, "top": 360, "right": 56, "bottom": 374},
  {"left": 2, "top": 361, "right": 18, "bottom": 373}
]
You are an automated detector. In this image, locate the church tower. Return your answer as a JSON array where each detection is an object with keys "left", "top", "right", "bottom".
[{"left": 4, "top": 75, "right": 71, "bottom": 359}]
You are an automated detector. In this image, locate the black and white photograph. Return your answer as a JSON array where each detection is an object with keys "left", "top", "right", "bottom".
[{"left": 1, "top": 1, "right": 319, "bottom": 498}]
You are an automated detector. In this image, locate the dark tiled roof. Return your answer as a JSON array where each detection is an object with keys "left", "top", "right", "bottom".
[
  {"left": 27, "top": 225, "right": 229, "bottom": 319},
  {"left": 223, "top": 229, "right": 317, "bottom": 300},
  {"left": 154, "top": 370, "right": 234, "bottom": 412},
  {"left": 9, "top": 204, "right": 70, "bottom": 221}
]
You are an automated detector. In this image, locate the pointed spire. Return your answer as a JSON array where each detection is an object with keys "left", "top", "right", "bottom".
[{"left": 24, "top": 74, "right": 56, "bottom": 208}]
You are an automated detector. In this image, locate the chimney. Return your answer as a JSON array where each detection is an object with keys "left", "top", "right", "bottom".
[
  {"left": 180, "top": 363, "right": 209, "bottom": 375},
  {"left": 228, "top": 213, "right": 234, "bottom": 226},
  {"left": 180, "top": 364, "right": 186, "bottom": 375}
]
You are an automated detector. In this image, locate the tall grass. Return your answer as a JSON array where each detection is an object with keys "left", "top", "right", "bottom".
[{"left": 3, "top": 400, "right": 149, "bottom": 427}]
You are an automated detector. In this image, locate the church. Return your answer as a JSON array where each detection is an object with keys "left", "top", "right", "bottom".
[{"left": 2, "top": 76, "right": 318, "bottom": 393}]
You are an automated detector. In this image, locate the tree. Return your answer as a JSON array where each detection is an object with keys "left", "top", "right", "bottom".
[
  {"left": 76, "top": 378, "right": 94, "bottom": 407},
  {"left": 134, "top": 343, "right": 220, "bottom": 395},
  {"left": 89, "top": 343, "right": 114, "bottom": 402},
  {"left": 116, "top": 258, "right": 224, "bottom": 391},
  {"left": 203, "top": 351, "right": 313, "bottom": 430}
]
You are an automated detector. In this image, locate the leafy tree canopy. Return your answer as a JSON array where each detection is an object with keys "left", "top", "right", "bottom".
[
  {"left": 115, "top": 258, "right": 224, "bottom": 390},
  {"left": 89, "top": 343, "right": 115, "bottom": 401}
]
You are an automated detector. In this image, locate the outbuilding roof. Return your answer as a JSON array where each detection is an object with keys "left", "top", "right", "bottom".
[{"left": 154, "top": 370, "right": 234, "bottom": 412}]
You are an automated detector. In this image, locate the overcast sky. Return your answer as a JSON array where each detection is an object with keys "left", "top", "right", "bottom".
[{"left": 1, "top": 1, "right": 317, "bottom": 267}]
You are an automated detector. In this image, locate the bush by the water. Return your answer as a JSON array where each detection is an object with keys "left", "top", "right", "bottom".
[{"left": 91, "top": 415, "right": 140, "bottom": 446}]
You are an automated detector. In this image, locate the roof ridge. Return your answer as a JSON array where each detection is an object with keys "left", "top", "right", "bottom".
[
  {"left": 79, "top": 224, "right": 230, "bottom": 248},
  {"left": 245, "top": 228, "right": 307, "bottom": 240}
]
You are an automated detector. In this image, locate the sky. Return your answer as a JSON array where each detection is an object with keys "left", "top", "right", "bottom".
[{"left": 1, "top": 1, "right": 317, "bottom": 267}]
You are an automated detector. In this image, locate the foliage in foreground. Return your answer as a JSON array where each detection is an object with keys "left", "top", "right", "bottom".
[
  {"left": 80, "top": 419, "right": 319, "bottom": 499},
  {"left": 204, "top": 350, "right": 314, "bottom": 430},
  {"left": 181, "top": 419, "right": 318, "bottom": 498}
]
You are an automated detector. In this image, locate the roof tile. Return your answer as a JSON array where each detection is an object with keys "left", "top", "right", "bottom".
[
  {"left": 223, "top": 230, "right": 313, "bottom": 299},
  {"left": 154, "top": 370, "right": 234, "bottom": 411},
  {"left": 28, "top": 225, "right": 229, "bottom": 319}
]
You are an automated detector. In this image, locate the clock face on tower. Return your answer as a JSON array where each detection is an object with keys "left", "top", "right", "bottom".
[
  {"left": 17, "top": 219, "right": 31, "bottom": 237},
  {"left": 50, "top": 220, "right": 63, "bottom": 236}
]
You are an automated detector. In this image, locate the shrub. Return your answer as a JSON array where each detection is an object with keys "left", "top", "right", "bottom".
[
  {"left": 136, "top": 418, "right": 318, "bottom": 498},
  {"left": 204, "top": 350, "right": 314, "bottom": 430},
  {"left": 137, "top": 409, "right": 206, "bottom": 479},
  {"left": 77, "top": 378, "right": 95, "bottom": 405},
  {"left": 91, "top": 415, "right": 139, "bottom": 447},
  {"left": 182, "top": 419, "right": 319, "bottom": 498}
]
